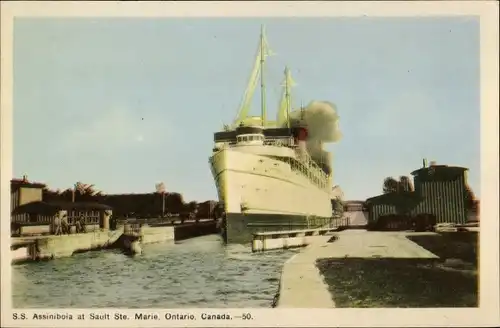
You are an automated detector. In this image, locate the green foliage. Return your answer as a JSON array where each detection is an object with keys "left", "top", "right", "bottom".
[
  {"left": 398, "top": 176, "right": 414, "bottom": 192},
  {"left": 383, "top": 176, "right": 414, "bottom": 194},
  {"left": 186, "top": 201, "right": 198, "bottom": 213},
  {"left": 383, "top": 177, "right": 399, "bottom": 194},
  {"left": 464, "top": 185, "right": 476, "bottom": 211},
  {"left": 331, "top": 197, "right": 344, "bottom": 218}
]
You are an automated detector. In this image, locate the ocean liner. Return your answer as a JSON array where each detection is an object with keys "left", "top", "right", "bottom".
[{"left": 209, "top": 26, "right": 334, "bottom": 243}]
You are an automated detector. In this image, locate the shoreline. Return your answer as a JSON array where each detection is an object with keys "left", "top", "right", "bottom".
[{"left": 10, "top": 221, "right": 219, "bottom": 265}]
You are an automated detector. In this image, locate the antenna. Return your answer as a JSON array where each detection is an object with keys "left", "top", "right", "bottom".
[
  {"left": 260, "top": 25, "right": 267, "bottom": 127},
  {"left": 300, "top": 101, "right": 305, "bottom": 122},
  {"left": 285, "top": 66, "right": 291, "bottom": 128}
]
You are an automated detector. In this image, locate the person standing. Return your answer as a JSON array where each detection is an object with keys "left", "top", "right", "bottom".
[
  {"left": 75, "top": 219, "right": 81, "bottom": 234},
  {"left": 53, "top": 215, "right": 62, "bottom": 236},
  {"left": 61, "top": 214, "right": 69, "bottom": 234},
  {"left": 110, "top": 215, "right": 117, "bottom": 230},
  {"left": 80, "top": 217, "right": 87, "bottom": 233}
]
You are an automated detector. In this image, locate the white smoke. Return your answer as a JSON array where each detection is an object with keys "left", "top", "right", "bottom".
[{"left": 285, "top": 101, "right": 342, "bottom": 174}]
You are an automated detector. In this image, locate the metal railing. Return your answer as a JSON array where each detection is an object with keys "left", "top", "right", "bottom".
[
  {"left": 327, "top": 216, "right": 351, "bottom": 229},
  {"left": 263, "top": 137, "right": 294, "bottom": 147},
  {"left": 246, "top": 215, "right": 351, "bottom": 237}
]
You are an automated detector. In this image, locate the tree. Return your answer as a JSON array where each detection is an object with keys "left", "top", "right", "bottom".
[
  {"left": 331, "top": 197, "right": 344, "bottom": 218},
  {"left": 165, "top": 192, "right": 184, "bottom": 214},
  {"left": 73, "top": 182, "right": 101, "bottom": 202},
  {"left": 42, "top": 187, "right": 63, "bottom": 202},
  {"left": 383, "top": 176, "right": 414, "bottom": 194},
  {"left": 398, "top": 176, "right": 414, "bottom": 192},
  {"left": 383, "top": 177, "right": 399, "bottom": 194},
  {"left": 186, "top": 201, "right": 198, "bottom": 214},
  {"left": 60, "top": 188, "right": 75, "bottom": 202},
  {"left": 464, "top": 185, "right": 476, "bottom": 211},
  {"left": 361, "top": 201, "right": 369, "bottom": 212}
]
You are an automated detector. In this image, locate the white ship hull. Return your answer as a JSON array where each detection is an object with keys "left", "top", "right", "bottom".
[{"left": 209, "top": 146, "right": 333, "bottom": 243}]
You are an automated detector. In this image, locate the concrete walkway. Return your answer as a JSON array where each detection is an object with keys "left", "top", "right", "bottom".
[
  {"left": 276, "top": 230, "right": 438, "bottom": 308},
  {"left": 343, "top": 210, "right": 368, "bottom": 226}
]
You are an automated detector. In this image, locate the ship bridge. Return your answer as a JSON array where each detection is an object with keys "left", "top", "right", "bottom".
[{"left": 235, "top": 125, "right": 265, "bottom": 146}]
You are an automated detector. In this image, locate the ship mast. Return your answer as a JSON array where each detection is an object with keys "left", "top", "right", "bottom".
[
  {"left": 233, "top": 26, "right": 272, "bottom": 128},
  {"left": 284, "top": 66, "right": 291, "bottom": 128},
  {"left": 260, "top": 25, "right": 267, "bottom": 127},
  {"left": 276, "top": 66, "right": 295, "bottom": 127}
]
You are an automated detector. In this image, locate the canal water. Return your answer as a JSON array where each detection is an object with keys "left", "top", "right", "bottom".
[{"left": 12, "top": 234, "right": 298, "bottom": 308}]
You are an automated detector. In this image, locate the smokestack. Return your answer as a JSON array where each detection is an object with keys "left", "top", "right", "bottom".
[
  {"left": 297, "top": 127, "right": 308, "bottom": 159},
  {"left": 22, "top": 175, "right": 27, "bottom": 182},
  {"left": 422, "top": 158, "right": 428, "bottom": 168}
]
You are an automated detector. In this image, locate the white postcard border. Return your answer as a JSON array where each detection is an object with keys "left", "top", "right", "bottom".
[{"left": 1, "top": 1, "right": 498, "bottom": 327}]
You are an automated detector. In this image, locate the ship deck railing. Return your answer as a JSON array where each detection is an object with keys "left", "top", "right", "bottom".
[{"left": 215, "top": 138, "right": 330, "bottom": 188}]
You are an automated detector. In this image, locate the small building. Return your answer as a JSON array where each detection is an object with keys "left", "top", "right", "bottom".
[
  {"left": 342, "top": 200, "right": 369, "bottom": 226},
  {"left": 365, "top": 160, "right": 472, "bottom": 227},
  {"left": 343, "top": 200, "right": 365, "bottom": 212},
  {"left": 11, "top": 175, "right": 46, "bottom": 212},
  {"left": 365, "top": 192, "right": 422, "bottom": 225},
  {"left": 11, "top": 201, "right": 113, "bottom": 236},
  {"left": 10, "top": 176, "right": 113, "bottom": 236},
  {"left": 410, "top": 163, "right": 469, "bottom": 225}
]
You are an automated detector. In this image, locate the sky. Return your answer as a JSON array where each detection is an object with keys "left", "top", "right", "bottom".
[{"left": 13, "top": 17, "right": 480, "bottom": 202}]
